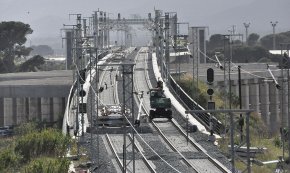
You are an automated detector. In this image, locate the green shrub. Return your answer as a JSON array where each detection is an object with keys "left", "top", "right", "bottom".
[
  {"left": 0, "top": 147, "right": 21, "bottom": 171},
  {"left": 14, "top": 122, "right": 38, "bottom": 136},
  {"left": 0, "top": 125, "right": 71, "bottom": 172},
  {"left": 273, "top": 136, "right": 282, "bottom": 148},
  {"left": 15, "top": 128, "right": 70, "bottom": 161},
  {"left": 22, "top": 157, "right": 70, "bottom": 173},
  {"left": 176, "top": 74, "right": 208, "bottom": 107}
]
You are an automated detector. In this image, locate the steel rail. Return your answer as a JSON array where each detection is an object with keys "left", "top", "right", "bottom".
[
  {"left": 134, "top": 47, "right": 197, "bottom": 172},
  {"left": 143, "top": 47, "right": 230, "bottom": 173},
  {"left": 105, "top": 134, "right": 123, "bottom": 171}
]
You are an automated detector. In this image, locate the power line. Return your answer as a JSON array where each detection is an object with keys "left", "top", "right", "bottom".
[{"left": 199, "top": 49, "right": 268, "bottom": 79}]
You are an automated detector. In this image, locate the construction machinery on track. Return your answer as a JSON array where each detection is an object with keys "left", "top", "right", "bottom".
[{"left": 148, "top": 80, "right": 172, "bottom": 120}]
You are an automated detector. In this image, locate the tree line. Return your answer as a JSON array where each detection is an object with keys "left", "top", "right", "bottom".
[
  {"left": 1, "top": 21, "right": 289, "bottom": 73},
  {"left": 0, "top": 21, "right": 54, "bottom": 74},
  {"left": 207, "top": 31, "right": 290, "bottom": 63}
]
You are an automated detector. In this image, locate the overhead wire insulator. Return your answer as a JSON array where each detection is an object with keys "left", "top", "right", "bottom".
[
  {"left": 267, "top": 64, "right": 280, "bottom": 89},
  {"left": 79, "top": 69, "right": 86, "bottom": 84}
]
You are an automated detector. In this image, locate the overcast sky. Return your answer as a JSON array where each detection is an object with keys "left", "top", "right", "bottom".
[{"left": 1, "top": 0, "right": 289, "bottom": 48}]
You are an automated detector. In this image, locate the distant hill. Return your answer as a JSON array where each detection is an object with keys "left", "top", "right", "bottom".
[{"left": 1, "top": 0, "right": 289, "bottom": 49}]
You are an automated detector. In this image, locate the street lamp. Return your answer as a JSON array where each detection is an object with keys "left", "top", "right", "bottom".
[
  {"left": 243, "top": 23, "right": 250, "bottom": 45},
  {"left": 270, "top": 21, "right": 278, "bottom": 50}
]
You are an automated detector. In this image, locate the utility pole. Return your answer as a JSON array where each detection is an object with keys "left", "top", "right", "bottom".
[
  {"left": 189, "top": 26, "right": 208, "bottom": 100},
  {"left": 154, "top": 10, "right": 161, "bottom": 73},
  {"left": 279, "top": 43, "right": 290, "bottom": 163},
  {"left": 121, "top": 62, "right": 135, "bottom": 173},
  {"left": 238, "top": 66, "right": 244, "bottom": 142},
  {"left": 222, "top": 35, "right": 230, "bottom": 135},
  {"left": 270, "top": 21, "right": 278, "bottom": 50},
  {"left": 75, "top": 13, "right": 83, "bottom": 141},
  {"left": 107, "top": 13, "right": 113, "bottom": 48},
  {"left": 165, "top": 13, "right": 170, "bottom": 82},
  {"left": 225, "top": 29, "right": 243, "bottom": 113},
  {"left": 99, "top": 11, "right": 104, "bottom": 49},
  {"left": 64, "top": 11, "right": 103, "bottom": 168},
  {"left": 243, "top": 23, "right": 250, "bottom": 45},
  {"left": 207, "top": 68, "right": 215, "bottom": 142},
  {"left": 232, "top": 25, "right": 236, "bottom": 36},
  {"left": 83, "top": 19, "right": 87, "bottom": 37},
  {"left": 93, "top": 11, "right": 99, "bottom": 49},
  {"left": 287, "top": 46, "right": 290, "bottom": 161}
]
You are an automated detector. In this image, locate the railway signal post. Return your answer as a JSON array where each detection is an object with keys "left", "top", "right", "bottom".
[{"left": 207, "top": 68, "right": 216, "bottom": 142}]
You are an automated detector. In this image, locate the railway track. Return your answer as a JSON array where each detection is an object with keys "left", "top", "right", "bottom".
[
  {"left": 99, "top": 48, "right": 156, "bottom": 173},
  {"left": 133, "top": 48, "right": 195, "bottom": 172},
  {"left": 99, "top": 64, "right": 118, "bottom": 105},
  {"left": 86, "top": 47, "right": 229, "bottom": 172},
  {"left": 104, "top": 133, "right": 155, "bottom": 173},
  {"left": 104, "top": 134, "right": 123, "bottom": 172},
  {"left": 134, "top": 47, "right": 230, "bottom": 173}
]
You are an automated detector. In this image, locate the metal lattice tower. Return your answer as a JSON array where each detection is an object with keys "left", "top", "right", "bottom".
[
  {"left": 95, "top": 61, "right": 135, "bottom": 172},
  {"left": 75, "top": 14, "right": 83, "bottom": 138},
  {"left": 170, "top": 13, "right": 177, "bottom": 37},
  {"left": 121, "top": 62, "right": 135, "bottom": 173},
  {"left": 154, "top": 10, "right": 161, "bottom": 63},
  {"left": 65, "top": 30, "right": 73, "bottom": 69},
  {"left": 155, "top": 11, "right": 165, "bottom": 80},
  {"left": 99, "top": 11, "right": 104, "bottom": 49},
  {"left": 188, "top": 27, "right": 199, "bottom": 100},
  {"left": 278, "top": 43, "right": 290, "bottom": 161},
  {"left": 164, "top": 13, "right": 170, "bottom": 82},
  {"left": 93, "top": 11, "right": 99, "bottom": 49},
  {"left": 101, "top": 13, "right": 153, "bottom": 48}
]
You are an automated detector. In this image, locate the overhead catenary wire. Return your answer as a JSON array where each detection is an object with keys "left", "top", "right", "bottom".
[
  {"left": 198, "top": 49, "right": 270, "bottom": 79},
  {"left": 231, "top": 62, "right": 267, "bottom": 79},
  {"left": 72, "top": 55, "right": 110, "bottom": 108},
  {"left": 73, "top": 50, "right": 181, "bottom": 172},
  {"left": 132, "top": 47, "right": 183, "bottom": 172},
  {"left": 122, "top": 113, "right": 182, "bottom": 173}
]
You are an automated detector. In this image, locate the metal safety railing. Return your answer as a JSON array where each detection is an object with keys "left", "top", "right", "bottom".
[{"left": 168, "top": 75, "right": 224, "bottom": 134}]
